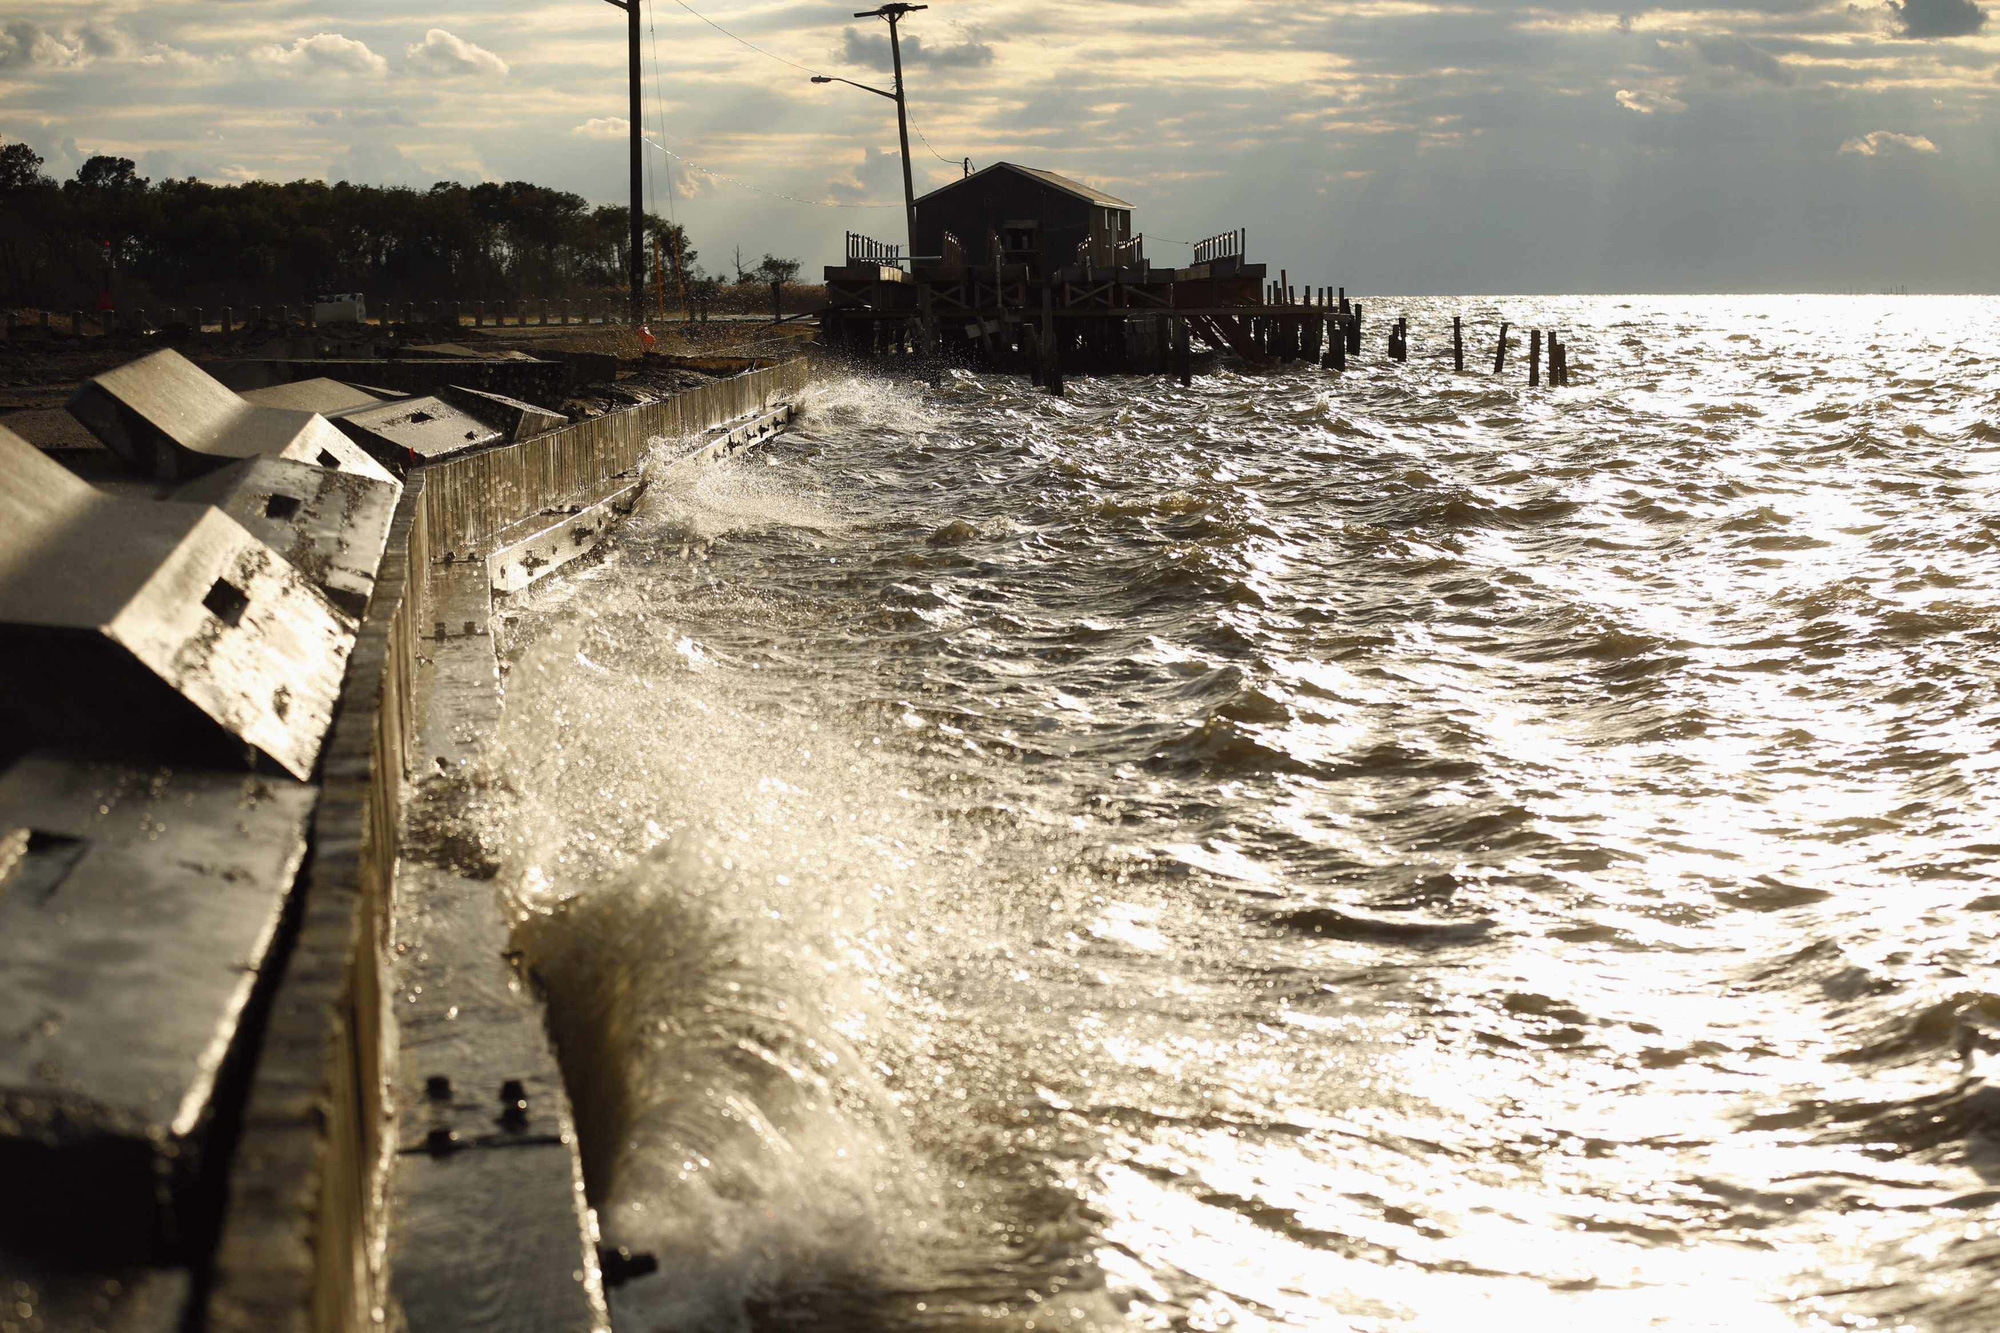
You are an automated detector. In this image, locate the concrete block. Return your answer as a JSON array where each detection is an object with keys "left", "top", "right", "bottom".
[
  {"left": 442, "top": 384, "right": 569, "bottom": 442},
  {"left": 175, "top": 456, "right": 400, "bottom": 618},
  {"left": 238, "top": 377, "right": 396, "bottom": 416},
  {"left": 330, "top": 395, "right": 506, "bottom": 469},
  {"left": 0, "top": 752, "right": 317, "bottom": 1262},
  {"left": 67, "top": 348, "right": 397, "bottom": 486},
  {"left": 0, "top": 425, "right": 356, "bottom": 781}
]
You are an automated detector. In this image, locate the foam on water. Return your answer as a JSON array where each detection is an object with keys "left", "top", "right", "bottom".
[{"left": 483, "top": 296, "right": 2000, "bottom": 1332}]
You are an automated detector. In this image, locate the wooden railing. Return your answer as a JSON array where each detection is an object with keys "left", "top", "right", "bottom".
[
  {"left": 845, "top": 231, "right": 903, "bottom": 265},
  {"left": 1074, "top": 232, "right": 1145, "bottom": 271},
  {"left": 1194, "top": 229, "right": 1245, "bottom": 265}
]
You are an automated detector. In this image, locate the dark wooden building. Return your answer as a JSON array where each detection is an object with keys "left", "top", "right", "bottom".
[{"left": 914, "top": 162, "right": 1136, "bottom": 276}]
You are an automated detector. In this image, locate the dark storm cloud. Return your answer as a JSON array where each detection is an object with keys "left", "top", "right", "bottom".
[{"left": 1887, "top": 0, "right": 1989, "bottom": 35}]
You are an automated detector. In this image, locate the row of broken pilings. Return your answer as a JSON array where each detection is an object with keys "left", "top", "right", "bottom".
[
  {"left": 1255, "top": 302, "right": 1574, "bottom": 388},
  {"left": 821, "top": 294, "right": 1576, "bottom": 398},
  {"left": 0, "top": 342, "right": 574, "bottom": 1328}
]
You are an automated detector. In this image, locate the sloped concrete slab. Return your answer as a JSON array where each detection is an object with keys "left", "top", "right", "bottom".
[
  {"left": 0, "top": 752, "right": 316, "bottom": 1262},
  {"left": 238, "top": 377, "right": 396, "bottom": 415},
  {"left": 442, "top": 384, "right": 569, "bottom": 443},
  {"left": 332, "top": 395, "right": 506, "bottom": 469},
  {"left": 68, "top": 349, "right": 396, "bottom": 486},
  {"left": 175, "top": 456, "right": 400, "bottom": 619},
  {"left": 0, "top": 425, "right": 356, "bottom": 781}
]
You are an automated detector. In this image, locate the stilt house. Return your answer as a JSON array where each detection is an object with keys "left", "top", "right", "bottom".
[{"left": 913, "top": 163, "right": 1138, "bottom": 276}]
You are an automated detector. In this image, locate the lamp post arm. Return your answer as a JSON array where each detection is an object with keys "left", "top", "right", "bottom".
[{"left": 811, "top": 75, "right": 897, "bottom": 100}]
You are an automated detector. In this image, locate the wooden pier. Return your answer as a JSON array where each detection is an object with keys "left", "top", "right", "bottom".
[
  {"left": 817, "top": 162, "right": 1576, "bottom": 393},
  {"left": 821, "top": 231, "right": 1573, "bottom": 394}
]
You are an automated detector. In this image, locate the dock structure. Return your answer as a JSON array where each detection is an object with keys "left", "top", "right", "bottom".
[{"left": 820, "top": 160, "right": 1576, "bottom": 392}]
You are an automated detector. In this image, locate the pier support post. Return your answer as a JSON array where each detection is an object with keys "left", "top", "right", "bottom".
[
  {"left": 1530, "top": 329, "right": 1542, "bottom": 387},
  {"left": 1494, "top": 322, "right": 1509, "bottom": 374},
  {"left": 1453, "top": 316, "right": 1464, "bottom": 371},
  {"left": 1174, "top": 317, "right": 1192, "bottom": 387},
  {"left": 1041, "top": 286, "right": 1063, "bottom": 397}
]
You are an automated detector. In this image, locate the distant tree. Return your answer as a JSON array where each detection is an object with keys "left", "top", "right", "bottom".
[
  {"left": 70, "top": 155, "right": 147, "bottom": 193},
  {"left": 0, "top": 168, "right": 726, "bottom": 312},
  {"left": 731, "top": 244, "right": 749, "bottom": 284},
  {"left": 752, "top": 254, "right": 801, "bottom": 285},
  {"left": 0, "top": 142, "right": 49, "bottom": 194}
]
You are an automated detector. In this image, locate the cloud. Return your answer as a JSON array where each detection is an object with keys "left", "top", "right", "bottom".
[
  {"left": 1839, "top": 129, "right": 1940, "bottom": 154},
  {"left": 824, "top": 145, "right": 904, "bottom": 205},
  {"left": 1616, "top": 87, "right": 1689, "bottom": 114},
  {"left": 571, "top": 117, "right": 630, "bottom": 141},
  {"left": 404, "top": 29, "right": 508, "bottom": 78},
  {"left": 1885, "top": 0, "right": 1988, "bottom": 35},
  {"left": 1695, "top": 36, "right": 1796, "bottom": 84},
  {"left": 306, "top": 108, "right": 412, "bottom": 129},
  {"left": 0, "top": 20, "right": 86, "bottom": 70},
  {"left": 253, "top": 33, "right": 387, "bottom": 78},
  {"left": 329, "top": 140, "right": 462, "bottom": 188},
  {"left": 840, "top": 26, "right": 995, "bottom": 70},
  {"left": 137, "top": 147, "right": 223, "bottom": 182}
]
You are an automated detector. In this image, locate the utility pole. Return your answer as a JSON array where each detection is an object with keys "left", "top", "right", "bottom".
[
  {"left": 874, "top": 4, "right": 923, "bottom": 259},
  {"left": 602, "top": 0, "right": 644, "bottom": 325},
  {"left": 814, "top": 4, "right": 926, "bottom": 257}
]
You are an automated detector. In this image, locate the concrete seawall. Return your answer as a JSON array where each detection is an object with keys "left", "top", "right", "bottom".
[{"left": 201, "top": 358, "right": 815, "bottom": 1332}]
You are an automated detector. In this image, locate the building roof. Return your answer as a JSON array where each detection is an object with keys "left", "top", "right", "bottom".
[{"left": 916, "top": 161, "right": 1134, "bottom": 210}]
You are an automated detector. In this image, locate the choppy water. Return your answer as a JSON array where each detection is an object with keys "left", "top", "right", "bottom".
[{"left": 485, "top": 296, "right": 2000, "bottom": 1332}]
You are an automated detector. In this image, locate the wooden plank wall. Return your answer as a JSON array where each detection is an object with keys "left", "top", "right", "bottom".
[{"left": 205, "top": 358, "right": 812, "bottom": 1333}]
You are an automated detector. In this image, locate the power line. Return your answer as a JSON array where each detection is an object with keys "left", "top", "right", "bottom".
[
  {"left": 642, "top": 135, "right": 900, "bottom": 209},
  {"left": 668, "top": 0, "right": 971, "bottom": 172},
  {"left": 667, "top": 0, "right": 826, "bottom": 76},
  {"left": 652, "top": 0, "right": 977, "bottom": 211},
  {"left": 911, "top": 122, "right": 958, "bottom": 167},
  {"left": 645, "top": 0, "right": 671, "bottom": 224}
]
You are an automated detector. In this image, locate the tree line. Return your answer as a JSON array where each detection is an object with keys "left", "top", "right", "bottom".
[{"left": 0, "top": 143, "right": 801, "bottom": 311}]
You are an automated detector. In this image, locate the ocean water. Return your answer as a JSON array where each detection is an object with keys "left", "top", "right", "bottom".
[{"left": 485, "top": 296, "right": 2000, "bottom": 1331}]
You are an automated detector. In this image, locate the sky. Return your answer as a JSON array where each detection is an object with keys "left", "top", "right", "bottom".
[{"left": 1, "top": 0, "right": 1995, "bottom": 292}]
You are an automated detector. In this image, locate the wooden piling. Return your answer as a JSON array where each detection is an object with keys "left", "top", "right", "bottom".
[
  {"left": 1493, "top": 322, "right": 1509, "bottom": 374},
  {"left": 1174, "top": 317, "right": 1192, "bottom": 387},
  {"left": 1041, "top": 285, "right": 1063, "bottom": 397},
  {"left": 1349, "top": 303, "right": 1363, "bottom": 356},
  {"left": 1453, "top": 316, "right": 1464, "bottom": 371},
  {"left": 1530, "top": 329, "right": 1542, "bottom": 387}
]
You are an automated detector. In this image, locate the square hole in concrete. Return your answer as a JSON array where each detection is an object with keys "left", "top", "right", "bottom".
[{"left": 203, "top": 578, "right": 250, "bottom": 627}]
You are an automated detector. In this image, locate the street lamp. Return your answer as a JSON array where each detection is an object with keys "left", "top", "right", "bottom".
[{"left": 812, "top": 3, "right": 927, "bottom": 260}]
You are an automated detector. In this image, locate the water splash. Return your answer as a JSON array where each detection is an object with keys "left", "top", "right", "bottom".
[{"left": 486, "top": 296, "right": 2000, "bottom": 1331}]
